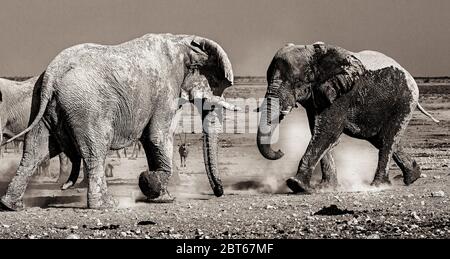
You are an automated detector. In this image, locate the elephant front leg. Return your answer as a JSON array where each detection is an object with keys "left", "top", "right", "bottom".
[
  {"left": 306, "top": 108, "right": 338, "bottom": 189},
  {"left": 287, "top": 112, "right": 344, "bottom": 194},
  {"left": 139, "top": 123, "right": 175, "bottom": 203}
]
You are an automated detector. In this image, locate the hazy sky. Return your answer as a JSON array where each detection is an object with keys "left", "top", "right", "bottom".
[{"left": 0, "top": 0, "right": 449, "bottom": 76}]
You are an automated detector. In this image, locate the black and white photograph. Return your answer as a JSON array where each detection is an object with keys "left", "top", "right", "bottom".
[{"left": 0, "top": 0, "right": 449, "bottom": 245}]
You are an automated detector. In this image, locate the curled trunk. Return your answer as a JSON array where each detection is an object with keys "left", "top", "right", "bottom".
[{"left": 257, "top": 97, "right": 284, "bottom": 160}]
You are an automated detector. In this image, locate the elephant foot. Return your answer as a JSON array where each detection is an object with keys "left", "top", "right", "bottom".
[
  {"left": 0, "top": 196, "right": 24, "bottom": 211},
  {"left": 147, "top": 191, "right": 175, "bottom": 203},
  {"left": 403, "top": 162, "right": 421, "bottom": 186},
  {"left": 286, "top": 177, "right": 313, "bottom": 194},
  {"left": 370, "top": 177, "right": 391, "bottom": 187},
  {"left": 138, "top": 170, "right": 171, "bottom": 199},
  {"left": 61, "top": 181, "right": 75, "bottom": 190},
  {"left": 88, "top": 194, "right": 118, "bottom": 210}
]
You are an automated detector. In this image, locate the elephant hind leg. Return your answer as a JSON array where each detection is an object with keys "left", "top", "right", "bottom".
[
  {"left": 72, "top": 124, "right": 116, "bottom": 209},
  {"left": 318, "top": 153, "right": 338, "bottom": 188},
  {"left": 392, "top": 146, "right": 421, "bottom": 185},
  {"left": 83, "top": 157, "right": 116, "bottom": 209},
  {"left": 1, "top": 121, "right": 61, "bottom": 211},
  {"left": 369, "top": 108, "right": 414, "bottom": 186}
]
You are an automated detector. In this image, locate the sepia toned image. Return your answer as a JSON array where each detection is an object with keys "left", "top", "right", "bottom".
[{"left": 0, "top": 0, "right": 449, "bottom": 245}]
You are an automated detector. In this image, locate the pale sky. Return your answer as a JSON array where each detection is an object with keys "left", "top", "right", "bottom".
[{"left": 0, "top": 0, "right": 449, "bottom": 76}]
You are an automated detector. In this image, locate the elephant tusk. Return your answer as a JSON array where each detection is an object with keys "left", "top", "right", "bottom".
[{"left": 280, "top": 106, "right": 293, "bottom": 115}]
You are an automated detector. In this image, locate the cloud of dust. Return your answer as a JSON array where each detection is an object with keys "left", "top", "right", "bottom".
[
  {"left": 0, "top": 159, "right": 19, "bottom": 181},
  {"left": 226, "top": 110, "right": 310, "bottom": 194},
  {"left": 332, "top": 136, "right": 385, "bottom": 192},
  {"left": 225, "top": 109, "right": 390, "bottom": 194}
]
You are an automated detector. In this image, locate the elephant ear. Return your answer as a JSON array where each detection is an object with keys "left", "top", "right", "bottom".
[
  {"left": 312, "top": 43, "right": 365, "bottom": 106},
  {"left": 191, "top": 37, "right": 234, "bottom": 87}
]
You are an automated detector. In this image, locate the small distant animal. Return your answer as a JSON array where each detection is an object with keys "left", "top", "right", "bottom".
[
  {"left": 105, "top": 163, "right": 114, "bottom": 178},
  {"left": 178, "top": 133, "right": 190, "bottom": 168},
  {"left": 178, "top": 143, "right": 189, "bottom": 168}
]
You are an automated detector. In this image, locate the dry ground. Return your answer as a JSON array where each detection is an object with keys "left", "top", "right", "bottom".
[{"left": 0, "top": 83, "right": 448, "bottom": 239}]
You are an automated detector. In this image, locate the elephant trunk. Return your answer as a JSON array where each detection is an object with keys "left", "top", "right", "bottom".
[
  {"left": 257, "top": 96, "right": 284, "bottom": 160},
  {"left": 0, "top": 117, "right": 3, "bottom": 146},
  {"left": 202, "top": 107, "right": 224, "bottom": 197}
]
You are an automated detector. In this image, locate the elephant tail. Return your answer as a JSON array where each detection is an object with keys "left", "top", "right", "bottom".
[
  {"left": 417, "top": 103, "right": 439, "bottom": 123},
  {"left": 2, "top": 72, "right": 54, "bottom": 146}
]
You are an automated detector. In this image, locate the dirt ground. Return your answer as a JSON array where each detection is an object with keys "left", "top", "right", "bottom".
[{"left": 0, "top": 83, "right": 448, "bottom": 239}]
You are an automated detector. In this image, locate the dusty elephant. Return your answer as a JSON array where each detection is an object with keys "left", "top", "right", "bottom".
[
  {"left": 1, "top": 33, "right": 237, "bottom": 210},
  {"left": 257, "top": 42, "right": 439, "bottom": 193},
  {"left": 0, "top": 77, "right": 76, "bottom": 184}
]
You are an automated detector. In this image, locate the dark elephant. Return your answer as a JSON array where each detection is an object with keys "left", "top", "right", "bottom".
[
  {"left": 257, "top": 42, "right": 439, "bottom": 193},
  {"left": 1, "top": 33, "right": 237, "bottom": 210}
]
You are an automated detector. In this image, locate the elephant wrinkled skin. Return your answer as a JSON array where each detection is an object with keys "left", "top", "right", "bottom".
[
  {"left": 1, "top": 33, "right": 237, "bottom": 210},
  {"left": 257, "top": 42, "right": 439, "bottom": 193}
]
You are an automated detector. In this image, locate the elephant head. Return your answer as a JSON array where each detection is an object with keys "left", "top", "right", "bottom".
[
  {"left": 257, "top": 42, "right": 365, "bottom": 160},
  {"left": 180, "top": 37, "right": 238, "bottom": 197}
]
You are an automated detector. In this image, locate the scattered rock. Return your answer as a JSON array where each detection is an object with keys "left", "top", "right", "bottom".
[
  {"left": 266, "top": 205, "right": 276, "bottom": 210},
  {"left": 411, "top": 211, "right": 421, "bottom": 221},
  {"left": 410, "top": 224, "right": 419, "bottom": 229},
  {"left": 66, "top": 234, "right": 80, "bottom": 239},
  {"left": 195, "top": 229, "right": 206, "bottom": 239},
  {"left": 90, "top": 224, "right": 120, "bottom": 231},
  {"left": 314, "top": 205, "right": 354, "bottom": 216},
  {"left": 431, "top": 191, "right": 445, "bottom": 197},
  {"left": 367, "top": 234, "right": 380, "bottom": 239},
  {"left": 355, "top": 226, "right": 365, "bottom": 231},
  {"left": 348, "top": 218, "right": 359, "bottom": 225},
  {"left": 353, "top": 201, "right": 362, "bottom": 207},
  {"left": 137, "top": 221, "right": 157, "bottom": 226}
]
